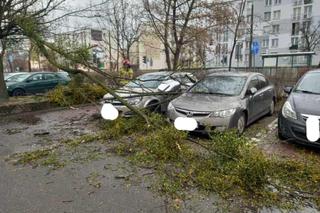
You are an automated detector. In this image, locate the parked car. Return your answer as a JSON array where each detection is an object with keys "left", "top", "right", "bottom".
[
  {"left": 278, "top": 69, "right": 320, "bottom": 145},
  {"left": 103, "top": 71, "right": 197, "bottom": 116},
  {"left": 6, "top": 72, "right": 70, "bottom": 96},
  {"left": 167, "top": 72, "right": 276, "bottom": 134},
  {"left": 4, "top": 72, "right": 28, "bottom": 81},
  {"left": 56, "top": 71, "right": 71, "bottom": 81}
]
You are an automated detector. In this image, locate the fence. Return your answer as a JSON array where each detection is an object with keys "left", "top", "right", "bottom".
[{"left": 138, "top": 66, "right": 320, "bottom": 98}]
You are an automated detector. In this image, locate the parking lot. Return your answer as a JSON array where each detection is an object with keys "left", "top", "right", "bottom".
[{"left": 0, "top": 105, "right": 319, "bottom": 212}]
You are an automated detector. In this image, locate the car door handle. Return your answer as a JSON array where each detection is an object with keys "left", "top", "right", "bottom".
[{"left": 259, "top": 94, "right": 264, "bottom": 97}]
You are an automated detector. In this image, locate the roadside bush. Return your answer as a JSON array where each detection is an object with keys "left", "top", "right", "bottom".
[
  {"left": 100, "top": 113, "right": 170, "bottom": 140},
  {"left": 47, "top": 79, "right": 106, "bottom": 106}
]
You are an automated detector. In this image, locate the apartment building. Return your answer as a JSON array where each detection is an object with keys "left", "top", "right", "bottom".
[{"left": 207, "top": 0, "right": 320, "bottom": 68}]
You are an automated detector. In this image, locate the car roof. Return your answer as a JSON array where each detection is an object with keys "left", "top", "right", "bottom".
[
  {"left": 141, "top": 71, "right": 193, "bottom": 76},
  {"left": 306, "top": 69, "right": 320, "bottom": 74},
  {"left": 29, "top": 71, "right": 57, "bottom": 75},
  {"left": 207, "top": 71, "right": 259, "bottom": 77}
]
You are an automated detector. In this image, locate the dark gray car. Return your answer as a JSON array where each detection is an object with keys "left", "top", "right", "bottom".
[
  {"left": 278, "top": 69, "right": 320, "bottom": 146},
  {"left": 167, "top": 72, "right": 276, "bottom": 134}
]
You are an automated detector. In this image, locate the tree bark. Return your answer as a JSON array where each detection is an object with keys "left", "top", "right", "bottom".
[
  {"left": 28, "top": 48, "right": 32, "bottom": 72},
  {"left": 0, "top": 53, "right": 9, "bottom": 103}
]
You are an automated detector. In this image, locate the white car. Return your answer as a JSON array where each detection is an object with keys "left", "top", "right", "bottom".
[{"left": 103, "top": 71, "right": 196, "bottom": 117}]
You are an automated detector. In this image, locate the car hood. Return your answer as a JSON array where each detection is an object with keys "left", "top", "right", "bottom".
[
  {"left": 171, "top": 93, "right": 241, "bottom": 112},
  {"left": 103, "top": 86, "right": 158, "bottom": 99},
  {"left": 5, "top": 81, "right": 20, "bottom": 87},
  {"left": 290, "top": 92, "right": 320, "bottom": 116}
]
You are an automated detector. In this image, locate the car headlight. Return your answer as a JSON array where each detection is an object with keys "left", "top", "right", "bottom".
[
  {"left": 127, "top": 97, "right": 142, "bottom": 105},
  {"left": 168, "top": 102, "right": 174, "bottom": 111},
  {"left": 209, "top": 109, "right": 236, "bottom": 118},
  {"left": 282, "top": 101, "right": 297, "bottom": 120}
]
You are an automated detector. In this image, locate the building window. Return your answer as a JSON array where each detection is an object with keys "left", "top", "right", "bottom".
[
  {"left": 271, "top": 38, "right": 279, "bottom": 47},
  {"left": 292, "top": 22, "right": 300, "bottom": 35},
  {"left": 245, "top": 41, "right": 250, "bottom": 49},
  {"left": 223, "top": 30, "right": 228, "bottom": 42},
  {"left": 304, "top": 6, "right": 312, "bottom": 18},
  {"left": 302, "top": 21, "right": 311, "bottom": 33},
  {"left": 272, "top": 25, "right": 280, "bottom": 34},
  {"left": 274, "top": 0, "right": 281, "bottom": 4},
  {"left": 291, "top": 37, "right": 299, "bottom": 49},
  {"left": 263, "top": 26, "right": 270, "bottom": 33},
  {"left": 222, "top": 44, "right": 228, "bottom": 54},
  {"left": 273, "top": 10, "right": 281, "bottom": 20},
  {"left": 246, "top": 15, "right": 251, "bottom": 23},
  {"left": 304, "top": 0, "right": 312, "bottom": 4},
  {"left": 291, "top": 37, "right": 299, "bottom": 45},
  {"left": 237, "top": 29, "right": 245, "bottom": 37},
  {"left": 245, "top": 54, "right": 249, "bottom": 62},
  {"left": 235, "top": 43, "right": 243, "bottom": 62},
  {"left": 265, "top": 0, "right": 272, "bottom": 6},
  {"left": 263, "top": 39, "right": 269, "bottom": 48},
  {"left": 293, "top": 7, "right": 301, "bottom": 20},
  {"left": 264, "top": 12, "right": 271, "bottom": 21}
]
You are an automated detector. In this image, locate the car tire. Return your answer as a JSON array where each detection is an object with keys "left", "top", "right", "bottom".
[
  {"left": 12, "top": 88, "right": 25, "bottom": 96},
  {"left": 268, "top": 99, "right": 275, "bottom": 116},
  {"left": 147, "top": 101, "right": 160, "bottom": 113},
  {"left": 237, "top": 113, "right": 246, "bottom": 135},
  {"left": 277, "top": 117, "right": 288, "bottom": 140}
]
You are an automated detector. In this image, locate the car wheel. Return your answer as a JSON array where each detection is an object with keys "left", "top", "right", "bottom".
[
  {"left": 12, "top": 88, "right": 25, "bottom": 96},
  {"left": 268, "top": 99, "right": 275, "bottom": 116},
  {"left": 277, "top": 118, "right": 288, "bottom": 140},
  {"left": 237, "top": 113, "right": 246, "bottom": 135},
  {"left": 147, "top": 101, "right": 160, "bottom": 113}
]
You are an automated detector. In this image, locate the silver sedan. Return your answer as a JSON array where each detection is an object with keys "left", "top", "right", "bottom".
[{"left": 167, "top": 72, "right": 276, "bottom": 134}]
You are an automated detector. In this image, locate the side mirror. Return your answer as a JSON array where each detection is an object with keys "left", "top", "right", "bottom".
[
  {"left": 158, "top": 79, "right": 180, "bottom": 92},
  {"left": 283, "top": 86, "right": 293, "bottom": 94},
  {"left": 247, "top": 87, "right": 258, "bottom": 95}
]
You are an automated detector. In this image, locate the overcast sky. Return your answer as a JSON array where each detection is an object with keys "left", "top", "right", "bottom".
[{"left": 53, "top": 0, "right": 104, "bottom": 33}]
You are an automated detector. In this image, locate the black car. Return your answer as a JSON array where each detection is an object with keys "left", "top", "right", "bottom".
[{"left": 278, "top": 69, "right": 320, "bottom": 146}]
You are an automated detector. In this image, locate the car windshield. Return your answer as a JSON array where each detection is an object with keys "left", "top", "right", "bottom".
[
  {"left": 126, "top": 74, "right": 168, "bottom": 89},
  {"left": 189, "top": 75, "right": 247, "bottom": 96},
  {"left": 6, "top": 74, "right": 30, "bottom": 82},
  {"left": 295, "top": 72, "right": 320, "bottom": 94}
]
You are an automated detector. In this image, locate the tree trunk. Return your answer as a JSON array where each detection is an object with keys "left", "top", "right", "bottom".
[
  {"left": 28, "top": 49, "right": 32, "bottom": 72},
  {"left": 0, "top": 53, "right": 9, "bottom": 103},
  {"left": 229, "top": 30, "right": 238, "bottom": 71},
  {"left": 173, "top": 44, "right": 182, "bottom": 70},
  {"left": 164, "top": 43, "right": 171, "bottom": 70}
]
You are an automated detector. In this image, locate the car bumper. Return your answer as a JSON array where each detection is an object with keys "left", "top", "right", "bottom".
[
  {"left": 278, "top": 112, "right": 320, "bottom": 146},
  {"left": 101, "top": 101, "right": 143, "bottom": 117},
  {"left": 167, "top": 108, "right": 239, "bottom": 132}
]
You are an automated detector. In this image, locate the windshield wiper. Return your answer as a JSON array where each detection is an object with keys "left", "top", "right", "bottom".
[{"left": 295, "top": 90, "right": 320, "bottom": 95}]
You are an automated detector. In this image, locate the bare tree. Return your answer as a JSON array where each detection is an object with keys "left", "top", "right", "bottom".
[
  {"left": 0, "top": 0, "right": 66, "bottom": 102},
  {"left": 300, "top": 22, "right": 320, "bottom": 52},
  {"left": 98, "top": 0, "right": 144, "bottom": 72},
  {"left": 143, "top": 0, "right": 231, "bottom": 70},
  {"left": 228, "top": 0, "right": 246, "bottom": 71}
]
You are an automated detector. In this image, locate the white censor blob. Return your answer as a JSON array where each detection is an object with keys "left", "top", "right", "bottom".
[
  {"left": 306, "top": 116, "right": 320, "bottom": 142},
  {"left": 174, "top": 117, "right": 198, "bottom": 131},
  {"left": 101, "top": 103, "right": 119, "bottom": 120}
]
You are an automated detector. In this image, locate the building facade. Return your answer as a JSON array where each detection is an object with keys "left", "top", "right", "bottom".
[{"left": 206, "top": 0, "right": 320, "bottom": 68}]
